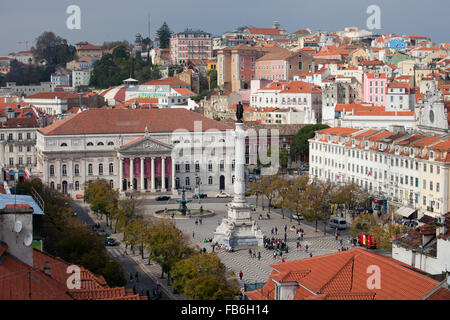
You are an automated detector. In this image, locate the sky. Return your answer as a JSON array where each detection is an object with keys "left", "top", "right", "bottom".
[{"left": 0, "top": 0, "right": 449, "bottom": 55}]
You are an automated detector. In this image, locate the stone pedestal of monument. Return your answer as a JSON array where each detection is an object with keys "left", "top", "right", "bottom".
[{"left": 213, "top": 122, "right": 264, "bottom": 248}]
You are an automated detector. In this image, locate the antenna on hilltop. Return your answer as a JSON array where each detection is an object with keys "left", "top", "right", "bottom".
[{"left": 148, "top": 13, "right": 151, "bottom": 40}]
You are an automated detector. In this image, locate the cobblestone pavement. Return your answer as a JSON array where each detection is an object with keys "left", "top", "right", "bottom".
[{"left": 144, "top": 200, "right": 353, "bottom": 286}]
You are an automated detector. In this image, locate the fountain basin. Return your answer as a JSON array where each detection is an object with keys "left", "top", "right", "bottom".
[{"left": 153, "top": 208, "right": 215, "bottom": 220}]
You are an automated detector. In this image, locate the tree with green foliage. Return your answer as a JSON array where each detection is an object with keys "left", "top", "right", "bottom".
[
  {"left": 157, "top": 22, "right": 171, "bottom": 49},
  {"left": 291, "top": 124, "right": 330, "bottom": 161},
  {"left": 300, "top": 180, "right": 335, "bottom": 233},
  {"left": 83, "top": 179, "right": 119, "bottom": 227},
  {"left": 207, "top": 69, "right": 217, "bottom": 90},
  {"left": 172, "top": 253, "right": 239, "bottom": 300},
  {"left": 16, "top": 179, "right": 126, "bottom": 287},
  {"left": 32, "top": 31, "right": 76, "bottom": 68},
  {"left": 145, "top": 221, "right": 192, "bottom": 279}
]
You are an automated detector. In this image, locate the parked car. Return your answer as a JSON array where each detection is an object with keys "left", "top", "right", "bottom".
[
  {"left": 216, "top": 191, "right": 231, "bottom": 198},
  {"left": 97, "top": 228, "right": 109, "bottom": 237},
  {"left": 329, "top": 216, "right": 347, "bottom": 230},
  {"left": 105, "top": 237, "right": 118, "bottom": 246},
  {"left": 292, "top": 213, "right": 304, "bottom": 220},
  {"left": 156, "top": 195, "right": 171, "bottom": 201},
  {"left": 193, "top": 192, "right": 208, "bottom": 199}
]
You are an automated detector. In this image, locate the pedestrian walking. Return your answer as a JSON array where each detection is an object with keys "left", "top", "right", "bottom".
[
  {"left": 199, "top": 218, "right": 202, "bottom": 225},
  {"left": 340, "top": 238, "right": 343, "bottom": 246},
  {"left": 275, "top": 227, "right": 278, "bottom": 235},
  {"left": 192, "top": 231, "right": 195, "bottom": 238},
  {"left": 284, "top": 225, "right": 287, "bottom": 233},
  {"left": 281, "top": 258, "right": 285, "bottom": 263},
  {"left": 305, "top": 244, "right": 309, "bottom": 253},
  {"left": 195, "top": 218, "right": 198, "bottom": 225},
  {"left": 257, "top": 251, "right": 261, "bottom": 261},
  {"left": 271, "top": 227, "right": 274, "bottom": 235},
  {"left": 273, "top": 251, "right": 277, "bottom": 259},
  {"left": 248, "top": 248, "right": 252, "bottom": 258},
  {"left": 284, "top": 232, "right": 287, "bottom": 242},
  {"left": 239, "top": 270, "right": 243, "bottom": 280}
]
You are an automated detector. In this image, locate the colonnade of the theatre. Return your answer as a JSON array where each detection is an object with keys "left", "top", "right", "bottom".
[{"left": 118, "top": 156, "right": 174, "bottom": 192}]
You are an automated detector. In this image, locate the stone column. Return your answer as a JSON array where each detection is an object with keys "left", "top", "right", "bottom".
[
  {"left": 151, "top": 157, "right": 155, "bottom": 192},
  {"left": 233, "top": 122, "right": 246, "bottom": 203},
  {"left": 130, "top": 157, "right": 134, "bottom": 190},
  {"left": 140, "top": 157, "right": 145, "bottom": 192},
  {"left": 161, "top": 156, "right": 166, "bottom": 192},
  {"left": 171, "top": 157, "right": 176, "bottom": 192},
  {"left": 119, "top": 157, "right": 123, "bottom": 191}
]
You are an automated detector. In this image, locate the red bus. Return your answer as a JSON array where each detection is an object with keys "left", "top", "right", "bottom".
[{"left": 358, "top": 233, "right": 377, "bottom": 249}]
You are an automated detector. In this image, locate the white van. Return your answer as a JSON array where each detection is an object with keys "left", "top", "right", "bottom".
[{"left": 329, "top": 216, "right": 347, "bottom": 230}]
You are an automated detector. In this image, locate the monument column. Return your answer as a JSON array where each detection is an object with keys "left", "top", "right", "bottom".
[
  {"left": 150, "top": 157, "right": 156, "bottom": 192},
  {"left": 119, "top": 157, "right": 123, "bottom": 191},
  {"left": 171, "top": 157, "right": 176, "bottom": 192},
  {"left": 233, "top": 122, "right": 246, "bottom": 203},
  {"left": 161, "top": 156, "right": 166, "bottom": 192},
  {"left": 140, "top": 157, "right": 145, "bottom": 192},
  {"left": 130, "top": 157, "right": 134, "bottom": 190}
]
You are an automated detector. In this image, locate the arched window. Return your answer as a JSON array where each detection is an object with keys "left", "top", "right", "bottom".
[
  {"left": 87, "top": 142, "right": 93, "bottom": 146},
  {"left": 107, "top": 141, "right": 114, "bottom": 146},
  {"left": 62, "top": 164, "right": 67, "bottom": 176},
  {"left": 49, "top": 165, "right": 55, "bottom": 176},
  {"left": 99, "top": 163, "right": 103, "bottom": 175},
  {"left": 109, "top": 163, "right": 114, "bottom": 174},
  {"left": 88, "top": 164, "right": 93, "bottom": 175},
  {"left": 232, "top": 175, "right": 235, "bottom": 184},
  {"left": 74, "top": 164, "right": 79, "bottom": 176},
  {"left": 60, "top": 143, "right": 67, "bottom": 147},
  {"left": 75, "top": 181, "right": 79, "bottom": 191},
  {"left": 97, "top": 142, "right": 104, "bottom": 146},
  {"left": 109, "top": 180, "right": 114, "bottom": 188},
  {"left": 50, "top": 181, "right": 55, "bottom": 189},
  {"left": 208, "top": 176, "right": 213, "bottom": 185},
  {"left": 220, "top": 160, "right": 224, "bottom": 171}
]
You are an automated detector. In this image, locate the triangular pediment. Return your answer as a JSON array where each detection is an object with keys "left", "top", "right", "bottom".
[{"left": 119, "top": 136, "right": 173, "bottom": 153}]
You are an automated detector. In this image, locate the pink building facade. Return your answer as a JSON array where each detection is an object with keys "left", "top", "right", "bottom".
[
  {"left": 170, "top": 30, "right": 213, "bottom": 65},
  {"left": 363, "top": 73, "right": 387, "bottom": 106},
  {"left": 255, "top": 60, "right": 287, "bottom": 81}
]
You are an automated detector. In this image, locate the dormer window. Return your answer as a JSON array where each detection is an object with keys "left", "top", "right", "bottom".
[
  {"left": 395, "top": 146, "right": 399, "bottom": 153},
  {"left": 87, "top": 142, "right": 93, "bottom": 146},
  {"left": 97, "top": 142, "right": 104, "bottom": 146},
  {"left": 60, "top": 143, "right": 67, "bottom": 147}
]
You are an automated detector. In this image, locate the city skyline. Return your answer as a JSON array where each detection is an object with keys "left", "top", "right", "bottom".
[{"left": 1, "top": 0, "right": 449, "bottom": 55}]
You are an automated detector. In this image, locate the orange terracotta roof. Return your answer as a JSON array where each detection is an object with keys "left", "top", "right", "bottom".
[
  {"left": 39, "top": 108, "right": 232, "bottom": 136},
  {"left": 141, "top": 77, "right": 189, "bottom": 86},
  {"left": 26, "top": 92, "right": 79, "bottom": 100},
  {"left": 172, "top": 87, "right": 196, "bottom": 96},
  {"left": 315, "top": 127, "right": 361, "bottom": 137},
  {"left": 247, "top": 28, "right": 282, "bottom": 36},
  {"left": 429, "top": 140, "right": 450, "bottom": 151},
  {"left": 245, "top": 248, "right": 440, "bottom": 300},
  {"left": 353, "top": 129, "right": 378, "bottom": 139}
]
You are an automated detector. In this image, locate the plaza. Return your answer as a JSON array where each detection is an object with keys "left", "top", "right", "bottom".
[{"left": 141, "top": 195, "right": 350, "bottom": 284}]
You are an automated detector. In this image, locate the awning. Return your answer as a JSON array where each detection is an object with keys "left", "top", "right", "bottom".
[{"left": 395, "top": 206, "right": 416, "bottom": 218}]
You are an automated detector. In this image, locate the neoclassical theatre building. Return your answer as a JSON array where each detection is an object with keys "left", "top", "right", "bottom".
[{"left": 35, "top": 108, "right": 236, "bottom": 197}]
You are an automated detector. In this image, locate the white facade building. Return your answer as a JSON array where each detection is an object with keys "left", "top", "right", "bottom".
[
  {"left": 309, "top": 126, "right": 450, "bottom": 218},
  {"left": 35, "top": 108, "right": 236, "bottom": 197}
]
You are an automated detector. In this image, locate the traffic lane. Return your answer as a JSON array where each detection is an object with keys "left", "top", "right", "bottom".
[
  {"left": 71, "top": 201, "right": 96, "bottom": 225},
  {"left": 107, "top": 247, "right": 168, "bottom": 300},
  {"left": 245, "top": 198, "right": 351, "bottom": 238}
]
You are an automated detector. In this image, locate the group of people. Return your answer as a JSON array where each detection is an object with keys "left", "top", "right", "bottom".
[
  {"left": 264, "top": 237, "right": 289, "bottom": 259},
  {"left": 248, "top": 248, "right": 261, "bottom": 260}
]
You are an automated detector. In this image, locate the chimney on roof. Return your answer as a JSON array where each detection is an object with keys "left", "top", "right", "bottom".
[
  {"left": 43, "top": 261, "right": 51, "bottom": 276},
  {"left": 0, "top": 204, "right": 34, "bottom": 267}
]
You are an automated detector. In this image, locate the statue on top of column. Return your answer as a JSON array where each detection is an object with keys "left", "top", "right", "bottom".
[{"left": 236, "top": 101, "right": 244, "bottom": 123}]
